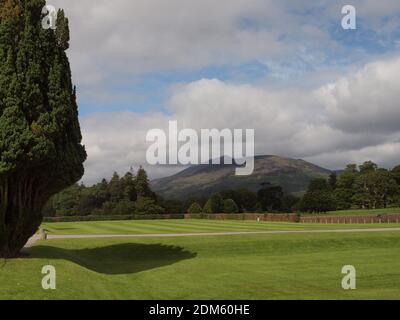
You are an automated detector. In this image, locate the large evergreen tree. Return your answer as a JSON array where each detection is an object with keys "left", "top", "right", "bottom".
[{"left": 0, "top": 0, "right": 86, "bottom": 257}]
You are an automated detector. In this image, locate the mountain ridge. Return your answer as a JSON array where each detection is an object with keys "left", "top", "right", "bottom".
[{"left": 151, "top": 155, "right": 332, "bottom": 200}]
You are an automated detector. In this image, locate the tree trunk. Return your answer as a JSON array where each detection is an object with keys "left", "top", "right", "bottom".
[
  {"left": 0, "top": 177, "right": 46, "bottom": 258},
  {"left": 0, "top": 210, "right": 43, "bottom": 258}
]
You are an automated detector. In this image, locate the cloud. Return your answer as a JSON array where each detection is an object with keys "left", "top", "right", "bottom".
[
  {"left": 52, "top": 0, "right": 400, "bottom": 89},
  {"left": 317, "top": 57, "right": 400, "bottom": 134},
  {"left": 47, "top": 1, "right": 400, "bottom": 183},
  {"left": 80, "top": 56, "right": 400, "bottom": 184},
  {"left": 81, "top": 111, "right": 183, "bottom": 183},
  {"left": 52, "top": 0, "right": 287, "bottom": 84}
]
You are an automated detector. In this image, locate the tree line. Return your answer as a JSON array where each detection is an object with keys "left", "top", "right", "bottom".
[
  {"left": 43, "top": 167, "right": 165, "bottom": 216},
  {"left": 187, "top": 185, "right": 300, "bottom": 214},
  {"left": 44, "top": 161, "right": 400, "bottom": 217},
  {"left": 43, "top": 167, "right": 299, "bottom": 217},
  {"left": 299, "top": 161, "right": 400, "bottom": 213}
]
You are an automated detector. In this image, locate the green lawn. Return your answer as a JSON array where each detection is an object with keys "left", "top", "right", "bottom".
[
  {"left": 41, "top": 219, "right": 400, "bottom": 235},
  {"left": 1, "top": 231, "right": 400, "bottom": 299}
]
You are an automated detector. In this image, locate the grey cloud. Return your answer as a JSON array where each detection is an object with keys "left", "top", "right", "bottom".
[
  {"left": 80, "top": 57, "right": 400, "bottom": 183},
  {"left": 52, "top": 0, "right": 400, "bottom": 87}
]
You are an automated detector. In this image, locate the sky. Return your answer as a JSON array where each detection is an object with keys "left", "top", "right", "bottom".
[{"left": 51, "top": 0, "right": 400, "bottom": 184}]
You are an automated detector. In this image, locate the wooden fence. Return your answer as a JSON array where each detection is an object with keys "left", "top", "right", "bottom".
[
  {"left": 185, "top": 213, "right": 400, "bottom": 224},
  {"left": 300, "top": 214, "right": 400, "bottom": 224},
  {"left": 184, "top": 213, "right": 299, "bottom": 222}
]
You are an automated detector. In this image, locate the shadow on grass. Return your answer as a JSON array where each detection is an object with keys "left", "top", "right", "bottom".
[{"left": 27, "top": 243, "right": 197, "bottom": 275}]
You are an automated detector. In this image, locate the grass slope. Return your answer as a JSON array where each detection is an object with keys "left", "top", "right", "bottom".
[{"left": 1, "top": 231, "right": 400, "bottom": 299}]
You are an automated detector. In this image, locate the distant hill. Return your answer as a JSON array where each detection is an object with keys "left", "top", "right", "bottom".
[{"left": 151, "top": 155, "right": 332, "bottom": 200}]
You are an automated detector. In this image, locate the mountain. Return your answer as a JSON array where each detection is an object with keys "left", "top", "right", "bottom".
[{"left": 151, "top": 155, "right": 332, "bottom": 200}]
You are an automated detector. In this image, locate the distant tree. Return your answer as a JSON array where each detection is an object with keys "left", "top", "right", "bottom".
[
  {"left": 183, "top": 197, "right": 207, "bottom": 212},
  {"left": 281, "top": 194, "right": 300, "bottom": 213},
  {"left": 254, "top": 202, "right": 263, "bottom": 213},
  {"left": 337, "top": 167, "right": 358, "bottom": 189},
  {"left": 49, "top": 184, "right": 81, "bottom": 216},
  {"left": 135, "top": 166, "right": 153, "bottom": 198},
  {"left": 135, "top": 196, "right": 164, "bottom": 215},
  {"left": 220, "top": 190, "right": 235, "bottom": 200},
  {"left": 94, "top": 179, "right": 111, "bottom": 204},
  {"left": 359, "top": 161, "right": 378, "bottom": 175},
  {"left": 391, "top": 165, "right": 400, "bottom": 186},
  {"left": 75, "top": 188, "right": 98, "bottom": 216},
  {"left": 160, "top": 199, "right": 184, "bottom": 214},
  {"left": 205, "top": 193, "right": 224, "bottom": 213},
  {"left": 101, "top": 201, "right": 117, "bottom": 215},
  {"left": 235, "top": 189, "right": 258, "bottom": 212},
  {"left": 113, "top": 200, "right": 136, "bottom": 215},
  {"left": 109, "top": 172, "right": 123, "bottom": 202},
  {"left": 122, "top": 171, "right": 137, "bottom": 202},
  {"left": 223, "top": 199, "right": 239, "bottom": 214},
  {"left": 220, "top": 189, "right": 257, "bottom": 212},
  {"left": 203, "top": 199, "right": 213, "bottom": 214},
  {"left": 353, "top": 169, "right": 398, "bottom": 209},
  {"left": 257, "top": 185, "right": 283, "bottom": 212},
  {"left": 344, "top": 164, "right": 359, "bottom": 174},
  {"left": 300, "top": 190, "right": 336, "bottom": 213},
  {"left": 307, "top": 178, "right": 329, "bottom": 192},
  {"left": 332, "top": 188, "right": 352, "bottom": 210},
  {"left": 334, "top": 166, "right": 360, "bottom": 209},
  {"left": 328, "top": 172, "right": 337, "bottom": 190},
  {"left": 187, "top": 202, "right": 203, "bottom": 214},
  {"left": 300, "top": 178, "right": 336, "bottom": 213}
]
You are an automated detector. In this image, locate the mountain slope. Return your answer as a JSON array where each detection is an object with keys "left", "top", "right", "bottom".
[{"left": 151, "top": 155, "right": 332, "bottom": 200}]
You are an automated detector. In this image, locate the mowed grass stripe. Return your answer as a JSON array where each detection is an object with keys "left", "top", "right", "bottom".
[
  {"left": 43, "top": 220, "right": 225, "bottom": 235},
  {"left": 162, "top": 220, "right": 295, "bottom": 231},
  {"left": 107, "top": 220, "right": 255, "bottom": 233},
  {"left": 42, "top": 219, "right": 400, "bottom": 235},
  {"left": 45, "top": 221, "right": 193, "bottom": 235},
  {"left": 43, "top": 219, "right": 269, "bottom": 234},
  {"left": 169, "top": 220, "right": 400, "bottom": 231},
  {"left": 147, "top": 220, "right": 269, "bottom": 232}
]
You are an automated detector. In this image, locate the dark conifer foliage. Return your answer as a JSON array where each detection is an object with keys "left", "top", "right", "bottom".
[{"left": 0, "top": 0, "right": 86, "bottom": 257}]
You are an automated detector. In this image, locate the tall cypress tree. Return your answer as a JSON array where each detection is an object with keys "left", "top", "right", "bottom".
[{"left": 0, "top": 0, "right": 86, "bottom": 257}]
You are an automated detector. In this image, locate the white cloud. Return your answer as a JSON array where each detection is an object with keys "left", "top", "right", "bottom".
[
  {"left": 50, "top": 1, "right": 400, "bottom": 183},
  {"left": 80, "top": 56, "right": 400, "bottom": 184},
  {"left": 52, "top": 0, "right": 400, "bottom": 88},
  {"left": 317, "top": 57, "right": 400, "bottom": 134},
  {"left": 52, "top": 0, "right": 289, "bottom": 85},
  {"left": 81, "top": 112, "right": 183, "bottom": 183}
]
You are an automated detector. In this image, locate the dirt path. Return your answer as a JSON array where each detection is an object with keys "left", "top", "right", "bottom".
[{"left": 24, "top": 227, "right": 400, "bottom": 248}]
